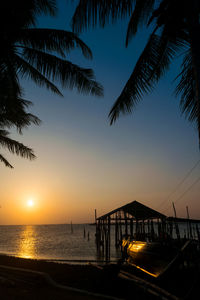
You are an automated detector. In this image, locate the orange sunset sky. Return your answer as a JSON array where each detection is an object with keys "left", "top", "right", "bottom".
[{"left": 0, "top": 1, "right": 199, "bottom": 225}]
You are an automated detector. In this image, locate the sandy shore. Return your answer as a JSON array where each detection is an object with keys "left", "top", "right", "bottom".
[
  {"left": 0, "top": 254, "right": 151, "bottom": 300},
  {"left": 0, "top": 254, "right": 199, "bottom": 299}
]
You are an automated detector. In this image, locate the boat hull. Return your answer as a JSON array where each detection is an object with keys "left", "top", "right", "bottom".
[{"left": 122, "top": 239, "right": 193, "bottom": 278}]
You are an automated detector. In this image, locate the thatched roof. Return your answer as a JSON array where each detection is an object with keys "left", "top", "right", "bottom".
[{"left": 97, "top": 200, "right": 166, "bottom": 220}]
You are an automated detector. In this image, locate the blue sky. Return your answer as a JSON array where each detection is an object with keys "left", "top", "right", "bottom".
[{"left": 0, "top": 0, "right": 199, "bottom": 224}]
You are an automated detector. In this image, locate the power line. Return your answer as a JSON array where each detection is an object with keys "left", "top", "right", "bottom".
[
  {"left": 157, "top": 159, "right": 200, "bottom": 211},
  {"left": 173, "top": 175, "right": 200, "bottom": 205},
  {"left": 162, "top": 174, "right": 200, "bottom": 215}
]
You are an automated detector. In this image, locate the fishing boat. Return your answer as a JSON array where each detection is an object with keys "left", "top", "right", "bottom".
[{"left": 122, "top": 237, "right": 197, "bottom": 278}]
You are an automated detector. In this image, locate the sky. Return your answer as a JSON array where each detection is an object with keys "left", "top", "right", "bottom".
[{"left": 0, "top": 1, "right": 199, "bottom": 225}]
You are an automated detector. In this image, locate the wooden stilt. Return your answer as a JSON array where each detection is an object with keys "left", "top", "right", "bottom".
[
  {"left": 196, "top": 224, "right": 200, "bottom": 243},
  {"left": 108, "top": 216, "right": 111, "bottom": 261},
  {"left": 130, "top": 219, "right": 133, "bottom": 238},
  {"left": 83, "top": 227, "right": 86, "bottom": 238},
  {"left": 124, "top": 211, "right": 128, "bottom": 237},
  {"left": 115, "top": 213, "right": 119, "bottom": 248},
  {"left": 172, "top": 202, "right": 180, "bottom": 239},
  {"left": 186, "top": 206, "right": 193, "bottom": 239},
  {"left": 71, "top": 221, "right": 73, "bottom": 234}
]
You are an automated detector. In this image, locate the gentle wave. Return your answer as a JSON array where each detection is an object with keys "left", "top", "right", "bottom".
[{"left": 0, "top": 224, "right": 120, "bottom": 262}]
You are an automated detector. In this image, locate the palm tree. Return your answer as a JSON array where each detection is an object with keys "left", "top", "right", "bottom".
[
  {"left": 0, "top": 74, "right": 41, "bottom": 132},
  {"left": 0, "top": 0, "right": 103, "bottom": 167},
  {"left": 72, "top": 0, "right": 200, "bottom": 144},
  {"left": 0, "top": 129, "right": 36, "bottom": 169},
  {"left": 0, "top": 73, "right": 40, "bottom": 168},
  {"left": 0, "top": 0, "right": 103, "bottom": 99}
]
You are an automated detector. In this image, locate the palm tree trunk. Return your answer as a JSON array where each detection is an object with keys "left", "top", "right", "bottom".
[{"left": 188, "top": 0, "right": 200, "bottom": 145}]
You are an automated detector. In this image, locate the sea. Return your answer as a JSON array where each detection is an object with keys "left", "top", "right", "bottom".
[
  {"left": 0, "top": 223, "right": 198, "bottom": 263},
  {"left": 0, "top": 224, "right": 121, "bottom": 263}
]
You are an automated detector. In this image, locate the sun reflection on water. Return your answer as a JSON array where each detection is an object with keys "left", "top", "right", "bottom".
[{"left": 17, "top": 225, "right": 36, "bottom": 259}]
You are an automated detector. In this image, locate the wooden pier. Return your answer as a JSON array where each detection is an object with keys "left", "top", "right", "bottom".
[{"left": 95, "top": 200, "right": 200, "bottom": 262}]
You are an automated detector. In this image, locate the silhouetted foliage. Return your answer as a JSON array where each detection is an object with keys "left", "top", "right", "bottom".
[
  {"left": 72, "top": 0, "right": 200, "bottom": 144},
  {"left": 0, "top": 0, "right": 103, "bottom": 167},
  {"left": 0, "top": 73, "right": 40, "bottom": 168}
]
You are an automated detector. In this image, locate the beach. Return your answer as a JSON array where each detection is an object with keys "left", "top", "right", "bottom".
[
  {"left": 0, "top": 254, "right": 152, "bottom": 300},
  {"left": 0, "top": 251, "right": 199, "bottom": 299},
  {"left": 0, "top": 225, "right": 199, "bottom": 299}
]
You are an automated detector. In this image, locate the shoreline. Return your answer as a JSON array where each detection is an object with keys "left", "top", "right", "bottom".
[
  {"left": 0, "top": 252, "right": 119, "bottom": 265},
  {"left": 0, "top": 253, "right": 149, "bottom": 300},
  {"left": 0, "top": 253, "right": 199, "bottom": 299}
]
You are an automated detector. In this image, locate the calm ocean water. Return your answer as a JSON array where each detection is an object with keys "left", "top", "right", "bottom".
[
  {"left": 0, "top": 224, "right": 120, "bottom": 262},
  {"left": 0, "top": 223, "right": 198, "bottom": 262}
]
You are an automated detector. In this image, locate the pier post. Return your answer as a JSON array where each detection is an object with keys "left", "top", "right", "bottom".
[
  {"left": 84, "top": 227, "right": 86, "bottom": 238},
  {"left": 124, "top": 211, "right": 128, "bottom": 237},
  {"left": 151, "top": 220, "right": 154, "bottom": 241},
  {"left": 196, "top": 224, "right": 200, "bottom": 244},
  {"left": 70, "top": 221, "right": 73, "bottom": 234},
  {"left": 130, "top": 219, "right": 133, "bottom": 238},
  {"left": 186, "top": 206, "right": 193, "bottom": 239},
  {"left": 115, "top": 213, "right": 119, "bottom": 248},
  {"left": 147, "top": 220, "right": 150, "bottom": 240},
  {"left": 108, "top": 216, "right": 111, "bottom": 261},
  {"left": 172, "top": 202, "right": 180, "bottom": 239},
  {"left": 135, "top": 219, "right": 137, "bottom": 239}
]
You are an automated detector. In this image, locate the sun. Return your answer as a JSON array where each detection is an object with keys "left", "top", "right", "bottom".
[{"left": 27, "top": 199, "right": 34, "bottom": 207}]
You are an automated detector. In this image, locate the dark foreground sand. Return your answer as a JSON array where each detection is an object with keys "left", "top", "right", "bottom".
[
  {"left": 0, "top": 254, "right": 199, "bottom": 299},
  {"left": 0, "top": 255, "right": 154, "bottom": 300}
]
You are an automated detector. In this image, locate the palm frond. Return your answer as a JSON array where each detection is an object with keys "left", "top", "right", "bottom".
[
  {"left": 126, "top": 0, "right": 155, "bottom": 46},
  {"left": 147, "top": 0, "right": 169, "bottom": 27},
  {"left": 20, "top": 48, "right": 103, "bottom": 96},
  {"left": 0, "top": 154, "right": 13, "bottom": 168},
  {"left": 0, "top": 72, "right": 41, "bottom": 131},
  {"left": 72, "top": 0, "right": 134, "bottom": 33},
  {"left": 17, "top": 28, "right": 92, "bottom": 59},
  {"left": 33, "top": 0, "right": 57, "bottom": 17},
  {"left": 175, "top": 47, "right": 200, "bottom": 145},
  {"left": 14, "top": 54, "right": 63, "bottom": 96},
  {"left": 0, "top": 129, "right": 35, "bottom": 160},
  {"left": 0, "top": 63, "right": 22, "bottom": 98},
  {"left": 109, "top": 29, "right": 184, "bottom": 124},
  {"left": 175, "top": 51, "right": 196, "bottom": 122},
  {"left": 0, "top": 110, "right": 41, "bottom": 133},
  {"left": 188, "top": 18, "right": 200, "bottom": 145},
  {"left": 0, "top": 0, "right": 57, "bottom": 29}
]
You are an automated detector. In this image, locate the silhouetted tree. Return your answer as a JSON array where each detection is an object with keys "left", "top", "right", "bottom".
[
  {"left": 1, "top": 0, "right": 103, "bottom": 100},
  {"left": 0, "top": 129, "right": 36, "bottom": 168},
  {"left": 72, "top": 0, "right": 200, "bottom": 144},
  {"left": 0, "top": 74, "right": 40, "bottom": 132},
  {"left": 0, "top": 74, "right": 40, "bottom": 168},
  {"left": 0, "top": 0, "right": 103, "bottom": 167}
]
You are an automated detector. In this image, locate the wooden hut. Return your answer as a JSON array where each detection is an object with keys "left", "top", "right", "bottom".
[{"left": 95, "top": 200, "right": 166, "bottom": 261}]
